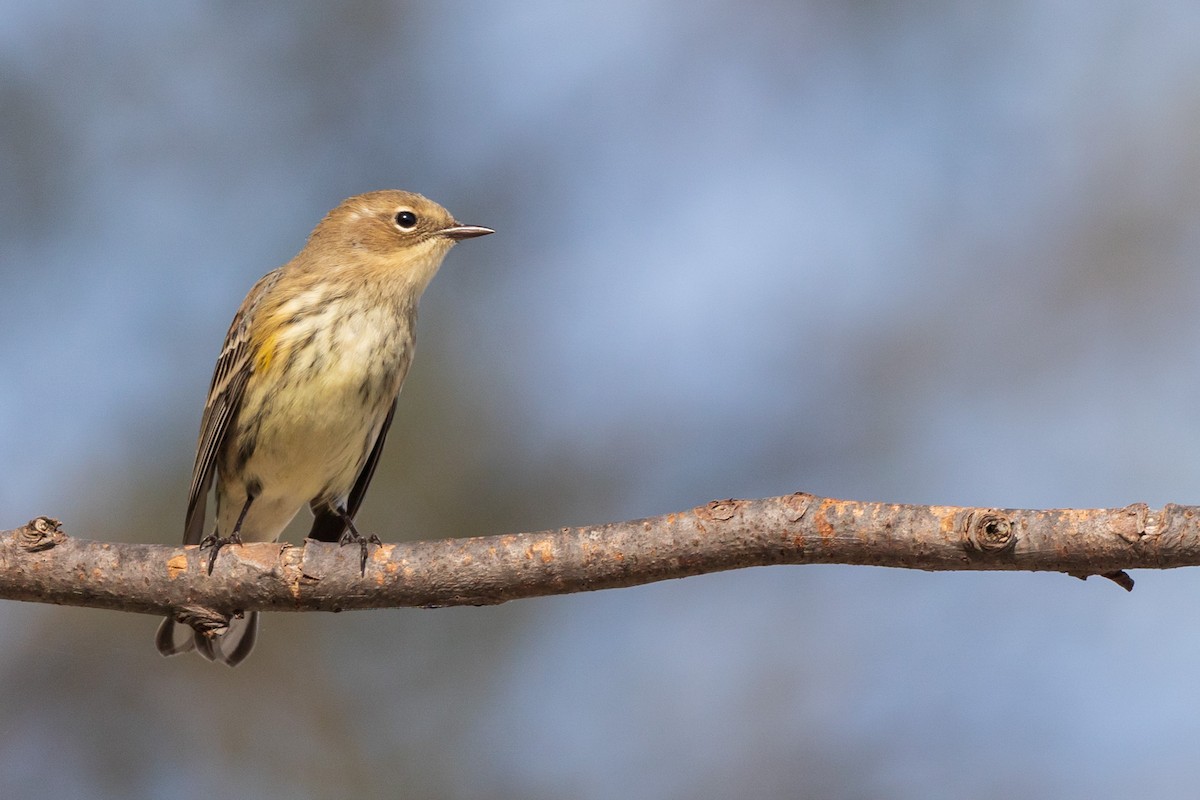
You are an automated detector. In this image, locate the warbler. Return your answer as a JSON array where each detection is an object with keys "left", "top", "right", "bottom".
[{"left": 155, "top": 190, "right": 492, "bottom": 666}]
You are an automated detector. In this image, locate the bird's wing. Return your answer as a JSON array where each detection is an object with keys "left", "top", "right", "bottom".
[
  {"left": 307, "top": 397, "right": 397, "bottom": 542},
  {"left": 183, "top": 269, "right": 283, "bottom": 545}
]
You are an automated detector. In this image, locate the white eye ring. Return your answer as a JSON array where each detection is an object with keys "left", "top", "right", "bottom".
[{"left": 394, "top": 209, "right": 418, "bottom": 229}]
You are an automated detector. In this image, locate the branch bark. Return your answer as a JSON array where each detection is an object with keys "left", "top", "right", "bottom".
[{"left": 3, "top": 492, "right": 1194, "bottom": 623}]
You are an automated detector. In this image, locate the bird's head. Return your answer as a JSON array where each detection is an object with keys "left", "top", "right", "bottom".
[{"left": 302, "top": 190, "right": 493, "bottom": 291}]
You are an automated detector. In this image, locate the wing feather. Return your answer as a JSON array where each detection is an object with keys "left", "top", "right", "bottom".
[
  {"left": 307, "top": 398, "right": 397, "bottom": 542},
  {"left": 183, "top": 269, "right": 283, "bottom": 544}
]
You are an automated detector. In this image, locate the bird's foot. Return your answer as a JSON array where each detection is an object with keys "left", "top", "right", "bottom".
[
  {"left": 199, "top": 531, "right": 243, "bottom": 575},
  {"left": 338, "top": 529, "right": 382, "bottom": 575}
]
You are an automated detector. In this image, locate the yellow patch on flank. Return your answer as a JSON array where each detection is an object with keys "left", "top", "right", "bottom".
[{"left": 255, "top": 329, "right": 279, "bottom": 373}]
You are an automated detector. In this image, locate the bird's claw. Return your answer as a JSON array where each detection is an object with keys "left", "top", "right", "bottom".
[
  {"left": 199, "top": 532, "right": 243, "bottom": 575},
  {"left": 338, "top": 530, "right": 382, "bottom": 575}
]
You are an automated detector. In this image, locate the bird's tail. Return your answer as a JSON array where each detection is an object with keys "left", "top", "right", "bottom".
[{"left": 155, "top": 612, "right": 259, "bottom": 667}]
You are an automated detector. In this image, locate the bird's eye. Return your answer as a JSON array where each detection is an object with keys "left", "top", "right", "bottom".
[{"left": 394, "top": 210, "right": 418, "bottom": 229}]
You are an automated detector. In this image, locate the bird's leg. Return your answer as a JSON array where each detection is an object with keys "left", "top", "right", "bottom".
[
  {"left": 333, "top": 506, "right": 382, "bottom": 575},
  {"left": 199, "top": 492, "right": 255, "bottom": 575}
]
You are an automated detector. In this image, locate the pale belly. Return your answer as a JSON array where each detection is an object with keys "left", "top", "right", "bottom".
[{"left": 216, "top": 305, "right": 413, "bottom": 541}]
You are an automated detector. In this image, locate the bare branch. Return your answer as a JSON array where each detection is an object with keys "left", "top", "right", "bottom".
[{"left": 3, "top": 493, "right": 1195, "bottom": 621}]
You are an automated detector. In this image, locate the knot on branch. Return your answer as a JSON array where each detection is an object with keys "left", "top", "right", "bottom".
[
  {"left": 784, "top": 493, "right": 813, "bottom": 522},
  {"left": 960, "top": 510, "right": 1016, "bottom": 557},
  {"left": 18, "top": 517, "right": 64, "bottom": 552},
  {"left": 1117, "top": 503, "right": 1159, "bottom": 543},
  {"left": 699, "top": 499, "right": 741, "bottom": 522},
  {"left": 172, "top": 604, "right": 237, "bottom": 637}
]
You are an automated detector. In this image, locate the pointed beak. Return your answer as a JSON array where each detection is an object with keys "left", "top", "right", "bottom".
[{"left": 441, "top": 224, "right": 494, "bottom": 241}]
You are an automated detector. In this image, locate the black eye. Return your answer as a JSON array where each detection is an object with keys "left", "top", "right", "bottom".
[{"left": 394, "top": 210, "right": 418, "bottom": 229}]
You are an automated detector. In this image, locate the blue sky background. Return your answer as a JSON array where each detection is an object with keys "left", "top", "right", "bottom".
[{"left": 4, "top": 2, "right": 1200, "bottom": 798}]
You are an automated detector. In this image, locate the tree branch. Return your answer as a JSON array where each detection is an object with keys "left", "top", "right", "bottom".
[{"left": 4, "top": 492, "right": 1193, "bottom": 624}]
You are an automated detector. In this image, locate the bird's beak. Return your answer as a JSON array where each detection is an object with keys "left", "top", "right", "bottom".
[{"left": 441, "top": 224, "right": 494, "bottom": 241}]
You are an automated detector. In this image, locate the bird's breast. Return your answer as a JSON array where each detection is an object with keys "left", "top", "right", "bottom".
[{"left": 231, "top": 298, "right": 415, "bottom": 482}]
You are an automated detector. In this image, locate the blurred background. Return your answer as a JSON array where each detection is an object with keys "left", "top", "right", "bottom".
[{"left": 3, "top": 2, "right": 1200, "bottom": 798}]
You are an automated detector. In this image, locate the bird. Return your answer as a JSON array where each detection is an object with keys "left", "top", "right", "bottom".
[{"left": 155, "top": 190, "right": 493, "bottom": 666}]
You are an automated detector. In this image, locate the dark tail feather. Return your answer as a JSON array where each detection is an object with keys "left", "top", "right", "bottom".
[
  {"left": 222, "top": 612, "right": 259, "bottom": 666},
  {"left": 154, "top": 612, "right": 259, "bottom": 667},
  {"left": 308, "top": 505, "right": 349, "bottom": 542},
  {"left": 155, "top": 616, "right": 195, "bottom": 656}
]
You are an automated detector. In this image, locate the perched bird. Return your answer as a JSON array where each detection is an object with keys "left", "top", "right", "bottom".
[{"left": 156, "top": 190, "right": 492, "bottom": 666}]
